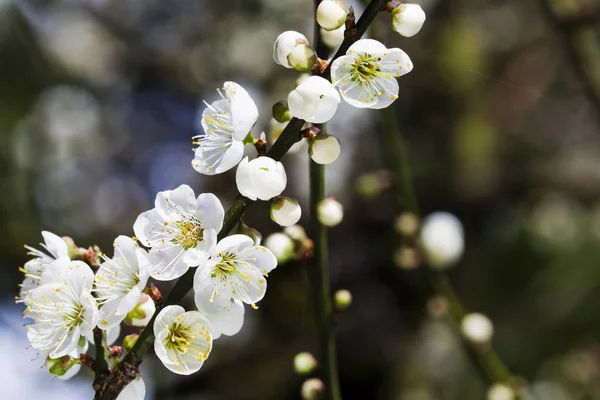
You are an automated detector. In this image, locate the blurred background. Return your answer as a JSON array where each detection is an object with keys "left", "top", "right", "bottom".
[{"left": 1, "top": 0, "right": 600, "bottom": 398}]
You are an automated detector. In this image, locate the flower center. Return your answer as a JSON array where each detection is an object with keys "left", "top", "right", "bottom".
[
  {"left": 351, "top": 53, "right": 380, "bottom": 82},
  {"left": 165, "top": 323, "right": 193, "bottom": 353},
  {"left": 64, "top": 303, "right": 85, "bottom": 330},
  {"left": 211, "top": 252, "right": 238, "bottom": 280},
  {"left": 173, "top": 220, "right": 204, "bottom": 250}
]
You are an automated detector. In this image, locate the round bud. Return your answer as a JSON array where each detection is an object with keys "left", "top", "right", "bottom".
[
  {"left": 461, "top": 312, "right": 494, "bottom": 344},
  {"left": 391, "top": 3, "right": 426, "bottom": 37},
  {"left": 334, "top": 289, "right": 352, "bottom": 309},
  {"left": 420, "top": 212, "right": 464, "bottom": 269},
  {"left": 46, "top": 355, "right": 80, "bottom": 380},
  {"left": 273, "top": 100, "right": 291, "bottom": 123},
  {"left": 309, "top": 135, "right": 341, "bottom": 165},
  {"left": 294, "top": 352, "right": 318, "bottom": 375},
  {"left": 284, "top": 225, "right": 307, "bottom": 242},
  {"left": 393, "top": 246, "right": 420, "bottom": 269},
  {"left": 317, "top": 197, "right": 343, "bottom": 227},
  {"left": 487, "top": 383, "right": 515, "bottom": 400},
  {"left": 288, "top": 76, "right": 340, "bottom": 124},
  {"left": 264, "top": 232, "right": 296, "bottom": 264},
  {"left": 271, "top": 197, "right": 302, "bottom": 227},
  {"left": 301, "top": 378, "right": 325, "bottom": 400},
  {"left": 273, "top": 31, "right": 310, "bottom": 68},
  {"left": 123, "top": 333, "right": 140, "bottom": 352},
  {"left": 321, "top": 25, "right": 345, "bottom": 49},
  {"left": 316, "top": 0, "right": 348, "bottom": 31},
  {"left": 288, "top": 44, "right": 316, "bottom": 72},
  {"left": 123, "top": 293, "right": 156, "bottom": 327},
  {"left": 394, "top": 213, "right": 420, "bottom": 237}
]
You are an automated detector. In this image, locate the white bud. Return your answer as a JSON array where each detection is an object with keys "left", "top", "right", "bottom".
[
  {"left": 271, "top": 197, "right": 302, "bottom": 227},
  {"left": 264, "top": 232, "right": 295, "bottom": 264},
  {"left": 461, "top": 313, "right": 494, "bottom": 344},
  {"left": 316, "top": 0, "right": 348, "bottom": 31},
  {"left": 294, "top": 352, "right": 318, "bottom": 375},
  {"left": 317, "top": 197, "right": 343, "bottom": 227},
  {"left": 296, "top": 73, "right": 311, "bottom": 86},
  {"left": 46, "top": 355, "right": 81, "bottom": 380},
  {"left": 301, "top": 378, "right": 324, "bottom": 400},
  {"left": 284, "top": 224, "right": 307, "bottom": 242},
  {"left": 309, "top": 134, "right": 341, "bottom": 164},
  {"left": 420, "top": 212, "right": 464, "bottom": 269},
  {"left": 288, "top": 44, "right": 315, "bottom": 71},
  {"left": 236, "top": 156, "right": 287, "bottom": 201},
  {"left": 487, "top": 384, "right": 515, "bottom": 400},
  {"left": 288, "top": 76, "right": 340, "bottom": 123},
  {"left": 123, "top": 293, "right": 156, "bottom": 327},
  {"left": 273, "top": 31, "right": 310, "bottom": 68},
  {"left": 321, "top": 25, "right": 345, "bottom": 49},
  {"left": 392, "top": 4, "right": 426, "bottom": 37}
]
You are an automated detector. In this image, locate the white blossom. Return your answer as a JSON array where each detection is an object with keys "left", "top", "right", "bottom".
[
  {"left": 330, "top": 39, "right": 413, "bottom": 109},
  {"left": 133, "top": 184, "right": 224, "bottom": 280},
  {"left": 153, "top": 305, "right": 212, "bottom": 375},
  {"left": 316, "top": 0, "right": 347, "bottom": 31},
  {"left": 288, "top": 76, "right": 340, "bottom": 123},
  {"left": 317, "top": 197, "right": 344, "bottom": 227},
  {"left": 264, "top": 232, "right": 296, "bottom": 264},
  {"left": 461, "top": 313, "right": 494, "bottom": 344},
  {"left": 273, "top": 31, "right": 310, "bottom": 68},
  {"left": 236, "top": 156, "right": 287, "bottom": 201},
  {"left": 94, "top": 236, "right": 150, "bottom": 329},
  {"left": 294, "top": 352, "right": 317, "bottom": 375},
  {"left": 321, "top": 26, "right": 345, "bottom": 49},
  {"left": 194, "top": 234, "right": 277, "bottom": 311},
  {"left": 25, "top": 260, "right": 97, "bottom": 358},
  {"left": 309, "top": 135, "right": 341, "bottom": 165},
  {"left": 420, "top": 211, "right": 464, "bottom": 269},
  {"left": 391, "top": 4, "right": 426, "bottom": 38},
  {"left": 117, "top": 377, "right": 146, "bottom": 400},
  {"left": 271, "top": 197, "right": 302, "bottom": 227},
  {"left": 487, "top": 384, "right": 515, "bottom": 400},
  {"left": 192, "top": 82, "right": 258, "bottom": 175}
]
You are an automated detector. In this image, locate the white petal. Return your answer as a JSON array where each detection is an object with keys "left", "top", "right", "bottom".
[
  {"left": 133, "top": 209, "right": 163, "bottom": 248},
  {"left": 196, "top": 193, "right": 225, "bottom": 232},
  {"left": 144, "top": 246, "right": 190, "bottom": 281},
  {"left": 192, "top": 139, "right": 244, "bottom": 175},
  {"left": 117, "top": 377, "right": 146, "bottom": 400},
  {"left": 241, "top": 245, "right": 278, "bottom": 274},
  {"left": 107, "top": 324, "right": 121, "bottom": 346},
  {"left": 155, "top": 184, "right": 197, "bottom": 222},
  {"left": 208, "top": 300, "right": 245, "bottom": 339},
  {"left": 41, "top": 231, "right": 69, "bottom": 259},
  {"left": 235, "top": 157, "right": 257, "bottom": 201},
  {"left": 225, "top": 82, "right": 259, "bottom": 141},
  {"left": 347, "top": 38, "right": 387, "bottom": 54}
]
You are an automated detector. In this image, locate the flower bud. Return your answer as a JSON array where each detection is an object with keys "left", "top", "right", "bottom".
[
  {"left": 294, "top": 352, "right": 318, "bottom": 375},
  {"left": 272, "top": 100, "right": 291, "bottom": 123},
  {"left": 288, "top": 44, "right": 316, "bottom": 72},
  {"left": 461, "top": 312, "right": 494, "bottom": 344},
  {"left": 264, "top": 232, "right": 296, "bottom": 264},
  {"left": 317, "top": 197, "right": 343, "bottom": 227},
  {"left": 393, "top": 246, "right": 420, "bottom": 269},
  {"left": 274, "top": 31, "right": 310, "bottom": 68},
  {"left": 420, "top": 212, "right": 464, "bottom": 269},
  {"left": 271, "top": 197, "right": 302, "bottom": 227},
  {"left": 487, "top": 383, "right": 515, "bottom": 400},
  {"left": 391, "top": 3, "right": 426, "bottom": 37},
  {"left": 394, "top": 213, "right": 420, "bottom": 237},
  {"left": 309, "top": 134, "right": 341, "bottom": 164},
  {"left": 301, "top": 378, "right": 325, "bottom": 400},
  {"left": 123, "top": 294, "right": 156, "bottom": 327},
  {"left": 321, "top": 25, "right": 345, "bottom": 49},
  {"left": 236, "top": 221, "right": 263, "bottom": 245},
  {"left": 236, "top": 156, "right": 287, "bottom": 201},
  {"left": 46, "top": 355, "right": 81, "bottom": 380},
  {"left": 283, "top": 224, "right": 307, "bottom": 242},
  {"left": 334, "top": 289, "right": 352, "bottom": 309},
  {"left": 316, "top": 0, "right": 348, "bottom": 31},
  {"left": 288, "top": 76, "right": 340, "bottom": 123},
  {"left": 123, "top": 333, "right": 140, "bottom": 352}
]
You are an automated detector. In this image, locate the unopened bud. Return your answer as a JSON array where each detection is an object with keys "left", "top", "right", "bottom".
[
  {"left": 273, "top": 31, "right": 310, "bottom": 69},
  {"left": 264, "top": 232, "right": 296, "bottom": 264},
  {"left": 288, "top": 44, "right": 316, "bottom": 72},
  {"left": 123, "top": 333, "right": 140, "bottom": 352},
  {"left": 236, "top": 221, "right": 263, "bottom": 245},
  {"left": 316, "top": 0, "right": 348, "bottom": 31},
  {"left": 309, "top": 134, "right": 341, "bottom": 165},
  {"left": 109, "top": 346, "right": 122, "bottom": 359},
  {"left": 294, "top": 352, "right": 318, "bottom": 375},
  {"left": 487, "top": 383, "right": 515, "bottom": 400},
  {"left": 317, "top": 197, "right": 343, "bottom": 227},
  {"left": 420, "top": 212, "right": 464, "bottom": 269},
  {"left": 271, "top": 197, "right": 302, "bottom": 227},
  {"left": 46, "top": 355, "right": 81, "bottom": 380},
  {"left": 283, "top": 225, "right": 307, "bottom": 242},
  {"left": 394, "top": 213, "right": 420, "bottom": 237},
  {"left": 334, "top": 289, "right": 352, "bottom": 309},
  {"left": 62, "top": 236, "right": 80, "bottom": 260},
  {"left": 123, "top": 293, "right": 156, "bottom": 327},
  {"left": 393, "top": 247, "right": 420, "bottom": 269},
  {"left": 391, "top": 3, "right": 426, "bottom": 37},
  {"left": 321, "top": 25, "right": 345, "bottom": 49},
  {"left": 288, "top": 76, "right": 340, "bottom": 124},
  {"left": 461, "top": 312, "right": 494, "bottom": 344},
  {"left": 301, "top": 378, "right": 324, "bottom": 400},
  {"left": 273, "top": 100, "right": 292, "bottom": 123}
]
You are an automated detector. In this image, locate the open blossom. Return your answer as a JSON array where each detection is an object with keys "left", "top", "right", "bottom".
[
  {"left": 194, "top": 234, "right": 277, "bottom": 311},
  {"left": 25, "top": 260, "right": 98, "bottom": 358},
  {"left": 154, "top": 305, "right": 212, "bottom": 375},
  {"left": 331, "top": 39, "right": 413, "bottom": 109},
  {"left": 288, "top": 76, "right": 340, "bottom": 123},
  {"left": 18, "top": 231, "right": 70, "bottom": 305},
  {"left": 94, "top": 236, "right": 150, "bottom": 329},
  {"left": 134, "top": 184, "right": 224, "bottom": 280},
  {"left": 192, "top": 82, "right": 258, "bottom": 175},
  {"left": 236, "top": 156, "right": 287, "bottom": 201}
]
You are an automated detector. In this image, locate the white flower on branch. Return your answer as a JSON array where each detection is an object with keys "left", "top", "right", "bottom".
[
  {"left": 420, "top": 211, "right": 464, "bottom": 269},
  {"left": 133, "top": 184, "right": 224, "bottom": 280},
  {"left": 288, "top": 76, "right": 340, "bottom": 123},
  {"left": 94, "top": 235, "right": 150, "bottom": 329},
  {"left": 273, "top": 31, "right": 310, "bottom": 69},
  {"left": 153, "top": 305, "right": 212, "bottom": 375},
  {"left": 192, "top": 82, "right": 258, "bottom": 175},
  {"left": 236, "top": 156, "right": 287, "bottom": 201},
  {"left": 24, "top": 260, "right": 97, "bottom": 358},
  {"left": 316, "top": 0, "right": 348, "bottom": 31},
  {"left": 271, "top": 196, "right": 302, "bottom": 227},
  {"left": 193, "top": 234, "right": 277, "bottom": 311},
  {"left": 116, "top": 376, "right": 146, "bottom": 400},
  {"left": 331, "top": 39, "right": 413, "bottom": 109},
  {"left": 391, "top": 4, "right": 426, "bottom": 38}
]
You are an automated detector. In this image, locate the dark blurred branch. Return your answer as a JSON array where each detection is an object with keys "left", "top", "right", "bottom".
[{"left": 541, "top": 0, "right": 600, "bottom": 123}]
